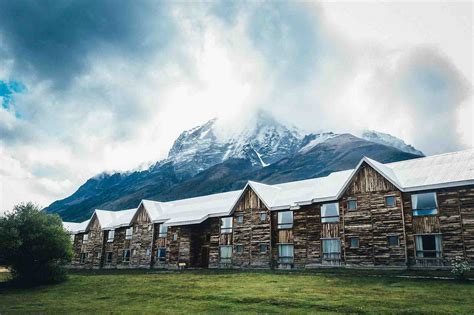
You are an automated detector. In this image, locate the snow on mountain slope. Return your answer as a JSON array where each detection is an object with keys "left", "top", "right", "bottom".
[
  {"left": 361, "top": 130, "right": 424, "bottom": 156},
  {"left": 168, "top": 111, "right": 304, "bottom": 177}
]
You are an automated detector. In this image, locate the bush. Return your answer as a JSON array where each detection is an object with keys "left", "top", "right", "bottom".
[
  {"left": 0, "top": 203, "right": 72, "bottom": 286},
  {"left": 450, "top": 257, "right": 471, "bottom": 281}
]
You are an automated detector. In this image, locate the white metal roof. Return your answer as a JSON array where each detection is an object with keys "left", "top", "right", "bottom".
[
  {"left": 159, "top": 190, "right": 242, "bottom": 226},
  {"left": 93, "top": 208, "right": 137, "bottom": 230},
  {"left": 63, "top": 149, "right": 474, "bottom": 231},
  {"left": 63, "top": 219, "right": 90, "bottom": 233}
]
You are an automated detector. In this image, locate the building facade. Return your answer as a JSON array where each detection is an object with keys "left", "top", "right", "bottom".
[{"left": 64, "top": 150, "right": 474, "bottom": 270}]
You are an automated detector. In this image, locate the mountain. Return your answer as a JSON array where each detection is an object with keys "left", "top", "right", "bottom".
[
  {"left": 44, "top": 111, "right": 423, "bottom": 222},
  {"left": 168, "top": 111, "right": 304, "bottom": 178},
  {"left": 361, "top": 130, "right": 424, "bottom": 156}
]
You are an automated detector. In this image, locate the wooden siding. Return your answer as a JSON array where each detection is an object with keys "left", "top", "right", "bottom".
[{"left": 341, "top": 163, "right": 406, "bottom": 267}]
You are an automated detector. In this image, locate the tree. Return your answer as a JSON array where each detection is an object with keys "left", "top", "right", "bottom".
[{"left": 0, "top": 202, "right": 72, "bottom": 285}]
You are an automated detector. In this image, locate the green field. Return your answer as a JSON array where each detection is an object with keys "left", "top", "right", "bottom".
[{"left": 1, "top": 269, "right": 473, "bottom": 314}]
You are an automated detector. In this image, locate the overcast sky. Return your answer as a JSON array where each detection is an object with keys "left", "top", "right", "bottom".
[{"left": 0, "top": 1, "right": 472, "bottom": 213}]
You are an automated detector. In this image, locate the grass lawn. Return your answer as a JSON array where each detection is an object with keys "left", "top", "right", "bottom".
[{"left": 0, "top": 269, "right": 473, "bottom": 314}]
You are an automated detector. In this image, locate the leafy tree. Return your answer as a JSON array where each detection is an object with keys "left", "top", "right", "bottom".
[{"left": 0, "top": 202, "right": 72, "bottom": 285}]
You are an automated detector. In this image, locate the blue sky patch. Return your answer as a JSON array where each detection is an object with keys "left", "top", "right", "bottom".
[{"left": 0, "top": 80, "right": 26, "bottom": 110}]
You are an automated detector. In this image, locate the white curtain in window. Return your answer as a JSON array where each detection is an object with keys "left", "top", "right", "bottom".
[
  {"left": 415, "top": 235, "right": 423, "bottom": 257},
  {"left": 159, "top": 224, "right": 168, "bottom": 235},
  {"left": 412, "top": 192, "right": 437, "bottom": 210},
  {"left": 321, "top": 203, "right": 339, "bottom": 218},
  {"left": 221, "top": 217, "right": 232, "bottom": 229},
  {"left": 435, "top": 235, "right": 442, "bottom": 257},
  {"left": 323, "top": 239, "right": 341, "bottom": 254},
  {"left": 278, "top": 244, "right": 294, "bottom": 257},
  {"left": 220, "top": 246, "right": 232, "bottom": 258},
  {"left": 278, "top": 211, "right": 293, "bottom": 224}
]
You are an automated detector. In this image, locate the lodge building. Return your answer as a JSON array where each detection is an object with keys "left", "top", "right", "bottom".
[{"left": 64, "top": 150, "right": 474, "bottom": 269}]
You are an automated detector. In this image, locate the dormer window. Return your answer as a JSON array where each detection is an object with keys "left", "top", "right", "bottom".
[
  {"left": 220, "top": 217, "right": 233, "bottom": 234},
  {"left": 125, "top": 227, "right": 133, "bottom": 240},
  {"left": 412, "top": 192, "right": 438, "bottom": 216},
  {"left": 158, "top": 224, "right": 168, "bottom": 238},
  {"left": 321, "top": 203, "right": 339, "bottom": 223},
  {"left": 277, "top": 211, "right": 293, "bottom": 229},
  {"left": 107, "top": 230, "right": 115, "bottom": 242}
]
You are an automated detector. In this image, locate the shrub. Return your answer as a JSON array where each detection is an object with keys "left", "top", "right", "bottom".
[
  {"left": 450, "top": 257, "right": 471, "bottom": 281},
  {"left": 0, "top": 203, "right": 72, "bottom": 286}
]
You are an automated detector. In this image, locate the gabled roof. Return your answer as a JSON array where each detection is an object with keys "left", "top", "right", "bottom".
[
  {"left": 63, "top": 219, "right": 90, "bottom": 233},
  {"left": 159, "top": 190, "right": 242, "bottom": 226},
  {"left": 63, "top": 149, "right": 474, "bottom": 232},
  {"left": 91, "top": 208, "right": 137, "bottom": 230}
]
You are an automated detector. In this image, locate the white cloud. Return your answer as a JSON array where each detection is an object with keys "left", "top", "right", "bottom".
[{"left": 0, "top": 2, "right": 472, "bottom": 213}]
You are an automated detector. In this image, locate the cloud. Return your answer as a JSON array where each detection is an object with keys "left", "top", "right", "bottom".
[
  {"left": 0, "top": 0, "right": 176, "bottom": 88},
  {"left": 0, "top": 2, "right": 471, "bottom": 213}
]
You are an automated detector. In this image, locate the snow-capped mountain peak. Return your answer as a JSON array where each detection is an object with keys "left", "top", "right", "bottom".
[{"left": 360, "top": 130, "right": 424, "bottom": 156}]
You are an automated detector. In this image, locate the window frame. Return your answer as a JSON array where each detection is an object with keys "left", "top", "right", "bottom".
[
  {"left": 125, "top": 227, "right": 133, "bottom": 240},
  {"left": 347, "top": 199, "right": 357, "bottom": 211},
  {"left": 415, "top": 234, "right": 442, "bottom": 259},
  {"left": 321, "top": 202, "right": 340, "bottom": 223},
  {"left": 322, "top": 238, "right": 341, "bottom": 260},
  {"left": 277, "top": 211, "right": 293, "bottom": 229},
  {"left": 156, "top": 247, "right": 166, "bottom": 262},
  {"left": 236, "top": 214, "right": 244, "bottom": 224},
  {"left": 105, "top": 252, "right": 113, "bottom": 264},
  {"left": 235, "top": 244, "right": 244, "bottom": 255},
  {"left": 411, "top": 192, "right": 438, "bottom": 216},
  {"left": 158, "top": 224, "right": 168, "bottom": 238},
  {"left": 107, "top": 229, "right": 115, "bottom": 242},
  {"left": 82, "top": 233, "right": 89, "bottom": 243},
  {"left": 80, "top": 252, "right": 88, "bottom": 264},
  {"left": 385, "top": 195, "right": 397, "bottom": 208},
  {"left": 259, "top": 243, "right": 269, "bottom": 253},
  {"left": 349, "top": 236, "right": 359, "bottom": 249},
  {"left": 122, "top": 249, "right": 131, "bottom": 263},
  {"left": 278, "top": 243, "right": 294, "bottom": 264},
  {"left": 259, "top": 212, "right": 267, "bottom": 222},
  {"left": 220, "top": 217, "right": 233, "bottom": 234},
  {"left": 387, "top": 235, "right": 400, "bottom": 247},
  {"left": 219, "top": 245, "right": 232, "bottom": 263}
]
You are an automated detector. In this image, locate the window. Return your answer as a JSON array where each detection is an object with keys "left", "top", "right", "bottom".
[
  {"left": 82, "top": 233, "right": 89, "bottom": 243},
  {"left": 322, "top": 239, "right": 341, "bottom": 260},
  {"left": 387, "top": 235, "right": 399, "bottom": 247},
  {"left": 220, "top": 245, "right": 232, "bottom": 263},
  {"left": 259, "top": 212, "right": 267, "bottom": 222},
  {"left": 123, "top": 249, "right": 131, "bottom": 263},
  {"left": 105, "top": 252, "right": 113, "bottom": 264},
  {"left": 349, "top": 237, "right": 359, "bottom": 249},
  {"left": 80, "top": 252, "right": 87, "bottom": 263},
  {"left": 277, "top": 211, "right": 293, "bottom": 229},
  {"left": 158, "top": 224, "right": 168, "bottom": 238},
  {"left": 146, "top": 248, "right": 151, "bottom": 256},
  {"left": 125, "top": 227, "right": 133, "bottom": 240},
  {"left": 173, "top": 233, "right": 178, "bottom": 241},
  {"left": 157, "top": 248, "right": 166, "bottom": 262},
  {"left": 347, "top": 199, "right": 357, "bottom": 211},
  {"left": 321, "top": 203, "right": 339, "bottom": 223},
  {"left": 259, "top": 244, "right": 268, "bottom": 253},
  {"left": 385, "top": 196, "right": 396, "bottom": 207},
  {"left": 412, "top": 192, "right": 438, "bottom": 216},
  {"left": 415, "top": 235, "right": 442, "bottom": 258},
  {"left": 107, "top": 229, "right": 115, "bottom": 242},
  {"left": 236, "top": 245, "right": 244, "bottom": 254},
  {"left": 220, "top": 217, "right": 233, "bottom": 234},
  {"left": 278, "top": 244, "right": 294, "bottom": 263},
  {"left": 131, "top": 249, "right": 136, "bottom": 256},
  {"left": 236, "top": 215, "right": 244, "bottom": 224}
]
